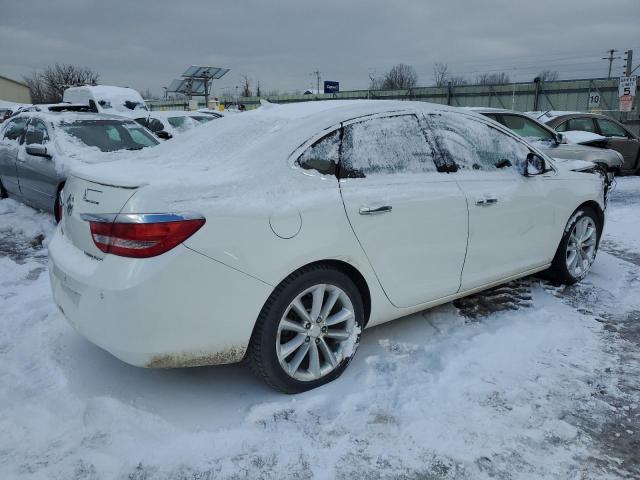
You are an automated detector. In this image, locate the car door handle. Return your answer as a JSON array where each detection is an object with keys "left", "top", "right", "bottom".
[
  {"left": 475, "top": 198, "right": 498, "bottom": 206},
  {"left": 359, "top": 205, "right": 392, "bottom": 215}
]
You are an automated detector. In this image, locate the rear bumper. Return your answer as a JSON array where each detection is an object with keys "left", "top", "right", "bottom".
[{"left": 48, "top": 229, "right": 272, "bottom": 367}]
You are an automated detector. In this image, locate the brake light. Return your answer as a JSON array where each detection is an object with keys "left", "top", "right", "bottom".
[{"left": 87, "top": 215, "right": 205, "bottom": 258}]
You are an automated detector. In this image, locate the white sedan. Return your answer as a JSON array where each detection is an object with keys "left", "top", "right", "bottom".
[{"left": 48, "top": 100, "right": 606, "bottom": 393}]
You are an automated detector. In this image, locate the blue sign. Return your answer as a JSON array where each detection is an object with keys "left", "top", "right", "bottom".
[{"left": 324, "top": 81, "right": 339, "bottom": 94}]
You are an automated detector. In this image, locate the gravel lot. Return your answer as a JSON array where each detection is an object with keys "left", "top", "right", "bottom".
[{"left": 0, "top": 178, "right": 638, "bottom": 479}]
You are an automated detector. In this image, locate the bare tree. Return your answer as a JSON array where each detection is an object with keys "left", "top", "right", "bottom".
[
  {"left": 380, "top": 64, "right": 418, "bottom": 90},
  {"left": 474, "top": 72, "right": 511, "bottom": 85},
  {"left": 23, "top": 63, "right": 99, "bottom": 104},
  {"left": 449, "top": 75, "right": 468, "bottom": 86},
  {"left": 255, "top": 80, "right": 261, "bottom": 97},
  {"left": 433, "top": 62, "right": 449, "bottom": 87},
  {"left": 241, "top": 75, "right": 252, "bottom": 97},
  {"left": 139, "top": 88, "right": 157, "bottom": 100},
  {"left": 538, "top": 70, "right": 559, "bottom": 82}
]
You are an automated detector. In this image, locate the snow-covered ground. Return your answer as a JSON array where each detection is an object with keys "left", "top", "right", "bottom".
[{"left": 1, "top": 178, "right": 639, "bottom": 479}]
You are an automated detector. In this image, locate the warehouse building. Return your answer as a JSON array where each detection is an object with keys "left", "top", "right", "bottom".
[{"left": 0, "top": 74, "right": 32, "bottom": 103}]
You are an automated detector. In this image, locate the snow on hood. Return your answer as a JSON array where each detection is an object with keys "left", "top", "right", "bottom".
[
  {"left": 551, "top": 158, "right": 596, "bottom": 172},
  {"left": 561, "top": 130, "right": 607, "bottom": 145}
]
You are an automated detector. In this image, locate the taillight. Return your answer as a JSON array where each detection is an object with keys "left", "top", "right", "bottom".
[
  {"left": 85, "top": 214, "right": 205, "bottom": 258},
  {"left": 56, "top": 190, "right": 64, "bottom": 222}
]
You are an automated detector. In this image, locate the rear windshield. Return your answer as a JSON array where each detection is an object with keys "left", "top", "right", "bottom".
[
  {"left": 167, "top": 116, "right": 199, "bottom": 133},
  {"left": 59, "top": 119, "right": 159, "bottom": 152}
]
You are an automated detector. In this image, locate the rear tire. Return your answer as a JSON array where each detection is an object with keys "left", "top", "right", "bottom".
[
  {"left": 546, "top": 207, "right": 601, "bottom": 285},
  {"left": 248, "top": 264, "right": 364, "bottom": 393}
]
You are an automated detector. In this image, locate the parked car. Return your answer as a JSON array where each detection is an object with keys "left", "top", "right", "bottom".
[
  {"left": 63, "top": 85, "right": 149, "bottom": 119},
  {"left": 49, "top": 100, "right": 606, "bottom": 393},
  {"left": 0, "top": 105, "right": 159, "bottom": 221},
  {"left": 541, "top": 112, "right": 640, "bottom": 174},
  {"left": 471, "top": 108, "right": 624, "bottom": 174},
  {"left": 134, "top": 111, "right": 221, "bottom": 139}
]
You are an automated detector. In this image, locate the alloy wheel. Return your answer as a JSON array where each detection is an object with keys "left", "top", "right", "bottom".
[
  {"left": 566, "top": 216, "right": 597, "bottom": 278},
  {"left": 276, "top": 283, "right": 358, "bottom": 381}
]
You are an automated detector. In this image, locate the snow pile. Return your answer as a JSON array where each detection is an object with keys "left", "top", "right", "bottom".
[{"left": 2, "top": 178, "right": 640, "bottom": 477}]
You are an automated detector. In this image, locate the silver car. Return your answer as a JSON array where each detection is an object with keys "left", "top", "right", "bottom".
[
  {"left": 0, "top": 107, "right": 159, "bottom": 221},
  {"left": 471, "top": 109, "right": 624, "bottom": 173}
]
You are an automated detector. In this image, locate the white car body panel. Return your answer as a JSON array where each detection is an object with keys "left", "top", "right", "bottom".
[
  {"left": 340, "top": 172, "right": 468, "bottom": 307},
  {"left": 48, "top": 100, "right": 606, "bottom": 369}
]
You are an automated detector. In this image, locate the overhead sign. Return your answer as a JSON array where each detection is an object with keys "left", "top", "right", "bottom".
[
  {"left": 618, "top": 76, "right": 637, "bottom": 112},
  {"left": 324, "top": 81, "right": 339, "bottom": 94}
]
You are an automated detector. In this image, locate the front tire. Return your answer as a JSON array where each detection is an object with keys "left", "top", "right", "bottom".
[
  {"left": 248, "top": 265, "right": 364, "bottom": 393},
  {"left": 547, "top": 207, "right": 601, "bottom": 284}
]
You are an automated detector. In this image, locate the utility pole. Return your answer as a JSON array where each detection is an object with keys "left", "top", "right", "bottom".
[
  {"left": 602, "top": 49, "right": 620, "bottom": 79},
  {"left": 623, "top": 49, "right": 634, "bottom": 76}
]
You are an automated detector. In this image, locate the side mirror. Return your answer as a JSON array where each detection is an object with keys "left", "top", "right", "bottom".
[
  {"left": 26, "top": 144, "right": 51, "bottom": 158},
  {"left": 525, "top": 152, "right": 546, "bottom": 176},
  {"left": 555, "top": 132, "right": 567, "bottom": 144},
  {"left": 156, "top": 130, "right": 172, "bottom": 140}
]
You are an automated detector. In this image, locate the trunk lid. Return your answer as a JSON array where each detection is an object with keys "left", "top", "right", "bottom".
[{"left": 61, "top": 173, "right": 141, "bottom": 258}]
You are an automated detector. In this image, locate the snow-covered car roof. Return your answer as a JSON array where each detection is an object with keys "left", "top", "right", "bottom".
[
  {"left": 143, "top": 111, "right": 213, "bottom": 118},
  {"left": 527, "top": 111, "right": 582, "bottom": 122},
  {"left": 69, "top": 100, "right": 498, "bottom": 192},
  {"left": 14, "top": 110, "right": 140, "bottom": 124}
]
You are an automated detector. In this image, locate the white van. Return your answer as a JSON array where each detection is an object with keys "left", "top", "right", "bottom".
[{"left": 63, "top": 85, "right": 149, "bottom": 118}]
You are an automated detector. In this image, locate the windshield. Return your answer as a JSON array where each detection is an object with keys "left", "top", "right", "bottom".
[
  {"left": 501, "top": 115, "right": 555, "bottom": 142},
  {"left": 59, "top": 119, "right": 159, "bottom": 152}
]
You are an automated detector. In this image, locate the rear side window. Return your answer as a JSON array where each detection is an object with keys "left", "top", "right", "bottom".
[
  {"left": 428, "top": 112, "right": 530, "bottom": 173},
  {"left": 341, "top": 115, "right": 437, "bottom": 176},
  {"left": 597, "top": 119, "right": 627, "bottom": 138},
  {"left": 297, "top": 129, "right": 340, "bottom": 176},
  {"left": 2, "top": 117, "right": 29, "bottom": 142}
]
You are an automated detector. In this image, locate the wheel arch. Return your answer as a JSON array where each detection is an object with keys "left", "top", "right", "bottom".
[
  {"left": 577, "top": 200, "right": 604, "bottom": 227},
  {"left": 272, "top": 259, "right": 372, "bottom": 327}
]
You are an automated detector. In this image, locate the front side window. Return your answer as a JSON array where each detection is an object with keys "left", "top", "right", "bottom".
[
  {"left": 25, "top": 119, "right": 49, "bottom": 145},
  {"left": 501, "top": 114, "right": 555, "bottom": 142},
  {"left": 2, "top": 117, "right": 29, "bottom": 142},
  {"left": 428, "top": 112, "right": 530, "bottom": 173},
  {"left": 565, "top": 118, "right": 596, "bottom": 133},
  {"left": 597, "top": 118, "right": 628, "bottom": 138},
  {"left": 296, "top": 129, "right": 340, "bottom": 176},
  {"left": 341, "top": 115, "right": 437, "bottom": 176},
  {"left": 59, "top": 119, "right": 159, "bottom": 152}
]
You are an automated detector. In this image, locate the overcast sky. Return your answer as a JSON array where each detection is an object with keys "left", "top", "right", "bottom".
[{"left": 1, "top": 0, "right": 639, "bottom": 97}]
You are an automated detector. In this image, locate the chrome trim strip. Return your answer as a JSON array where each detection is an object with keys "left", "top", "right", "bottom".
[
  {"left": 80, "top": 213, "right": 118, "bottom": 223},
  {"left": 80, "top": 212, "right": 204, "bottom": 223}
]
